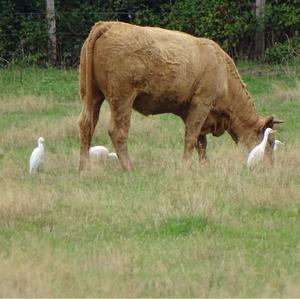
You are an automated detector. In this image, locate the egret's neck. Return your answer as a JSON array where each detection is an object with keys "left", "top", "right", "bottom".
[{"left": 261, "top": 133, "right": 269, "bottom": 148}]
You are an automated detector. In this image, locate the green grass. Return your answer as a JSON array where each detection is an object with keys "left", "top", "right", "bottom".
[{"left": 0, "top": 64, "right": 300, "bottom": 297}]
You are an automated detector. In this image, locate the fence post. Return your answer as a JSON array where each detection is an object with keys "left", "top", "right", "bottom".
[
  {"left": 255, "top": 0, "right": 265, "bottom": 60},
  {"left": 46, "top": 0, "right": 57, "bottom": 65}
]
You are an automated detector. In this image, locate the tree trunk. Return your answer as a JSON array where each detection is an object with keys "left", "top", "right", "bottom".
[
  {"left": 46, "top": 0, "right": 57, "bottom": 65},
  {"left": 255, "top": 0, "right": 265, "bottom": 60}
]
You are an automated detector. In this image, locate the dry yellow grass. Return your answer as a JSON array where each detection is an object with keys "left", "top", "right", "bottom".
[
  {"left": 0, "top": 184, "right": 56, "bottom": 219},
  {"left": 271, "top": 80, "right": 300, "bottom": 102},
  {"left": 0, "top": 95, "right": 54, "bottom": 112}
]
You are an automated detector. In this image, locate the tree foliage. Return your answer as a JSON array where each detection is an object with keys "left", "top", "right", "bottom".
[{"left": 0, "top": 0, "right": 299, "bottom": 66}]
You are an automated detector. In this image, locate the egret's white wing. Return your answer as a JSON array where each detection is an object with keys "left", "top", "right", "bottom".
[
  {"left": 247, "top": 146, "right": 263, "bottom": 167},
  {"left": 29, "top": 147, "right": 39, "bottom": 174},
  {"left": 89, "top": 146, "right": 109, "bottom": 157},
  {"left": 29, "top": 146, "right": 44, "bottom": 174}
]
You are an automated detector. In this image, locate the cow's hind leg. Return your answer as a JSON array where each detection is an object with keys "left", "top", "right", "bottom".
[
  {"left": 107, "top": 91, "right": 136, "bottom": 171},
  {"left": 79, "top": 88, "right": 104, "bottom": 170},
  {"left": 183, "top": 96, "right": 212, "bottom": 167}
]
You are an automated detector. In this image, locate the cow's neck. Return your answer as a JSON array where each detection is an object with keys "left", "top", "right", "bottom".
[{"left": 224, "top": 62, "right": 265, "bottom": 147}]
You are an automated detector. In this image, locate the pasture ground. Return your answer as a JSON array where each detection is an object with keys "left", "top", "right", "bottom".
[{"left": 0, "top": 63, "right": 300, "bottom": 297}]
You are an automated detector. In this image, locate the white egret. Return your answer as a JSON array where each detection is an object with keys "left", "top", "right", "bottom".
[
  {"left": 29, "top": 137, "right": 45, "bottom": 175},
  {"left": 108, "top": 152, "right": 118, "bottom": 160},
  {"left": 89, "top": 146, "right": 109, "bottom": 158},
  {"left": 247, "top": 128, "right": 276, "bottom": 168},
  {"left": 273, "top": 139, "right": 283, "bottom": 151}
]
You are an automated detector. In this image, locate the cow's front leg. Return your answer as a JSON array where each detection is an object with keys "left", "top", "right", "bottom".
[{"left": 183, "top": 96, "right": 212, "bottom": 167}]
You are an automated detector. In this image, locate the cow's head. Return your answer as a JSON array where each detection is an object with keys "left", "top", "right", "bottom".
[{"left": 226, "top": 114, "right": 283, "bottom": 161}]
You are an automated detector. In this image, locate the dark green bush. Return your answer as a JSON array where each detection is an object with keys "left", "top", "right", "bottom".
[
  {"left": 265, "top": 42, "right": 293, "bottom": 64},
  {"left": 165, "top": 0, "right": 256, "bottom": 58},
  {"left": 0, "top": 0, "right": 299, "bottom": 66},
  {"left": 0, "top": 0, "right": 47, "bottom": 65},
  {"left": 265, "top": 35, "right": 300, "bottom": 64}
]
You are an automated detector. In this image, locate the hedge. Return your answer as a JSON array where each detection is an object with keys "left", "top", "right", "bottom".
[{"left": 0, "top": 0, "right": 299, "bottom": 66}]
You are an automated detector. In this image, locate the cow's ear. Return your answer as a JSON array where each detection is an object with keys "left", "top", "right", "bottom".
[{"left": 264, "top": 115, "right": 284, "bottom": 128}]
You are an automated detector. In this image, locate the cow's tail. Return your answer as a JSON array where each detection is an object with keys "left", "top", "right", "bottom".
[{"left": 80, "top": 21, "right": 112, "bottom": 124}]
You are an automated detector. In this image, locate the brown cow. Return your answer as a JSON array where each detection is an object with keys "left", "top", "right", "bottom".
[{"left": 79, "top": 21, "right": 282, "bottom": 171}]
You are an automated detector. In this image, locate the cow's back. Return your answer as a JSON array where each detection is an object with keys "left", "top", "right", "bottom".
[{"left": 90, "top": 22, "right": 227, "bottom": 114}]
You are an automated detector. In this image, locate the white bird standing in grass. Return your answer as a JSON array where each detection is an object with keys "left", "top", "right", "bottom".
[
  {"left": 29, "top": 137, "right": 45, "bottom": 175},
  {"left": 273, "top": 140, "right": 284, "bottom": 151},
  {"left": 247, "top": 128, "right": 276, "bottom": 168},
  {"left": 108, "top": 152, "right": 118, "bottom": 160},
  {"left": 89, "top": 145, "right": 109, "bottom": 158}
]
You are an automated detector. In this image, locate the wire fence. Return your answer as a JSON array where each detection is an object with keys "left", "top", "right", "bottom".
[{"left": 0, "top": 11, "right": 133, "bottom": 15}]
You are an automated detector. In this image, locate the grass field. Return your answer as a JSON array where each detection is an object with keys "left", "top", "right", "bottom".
[{"left": 0, "top": 63, "right": 300, "bottom": 297}]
